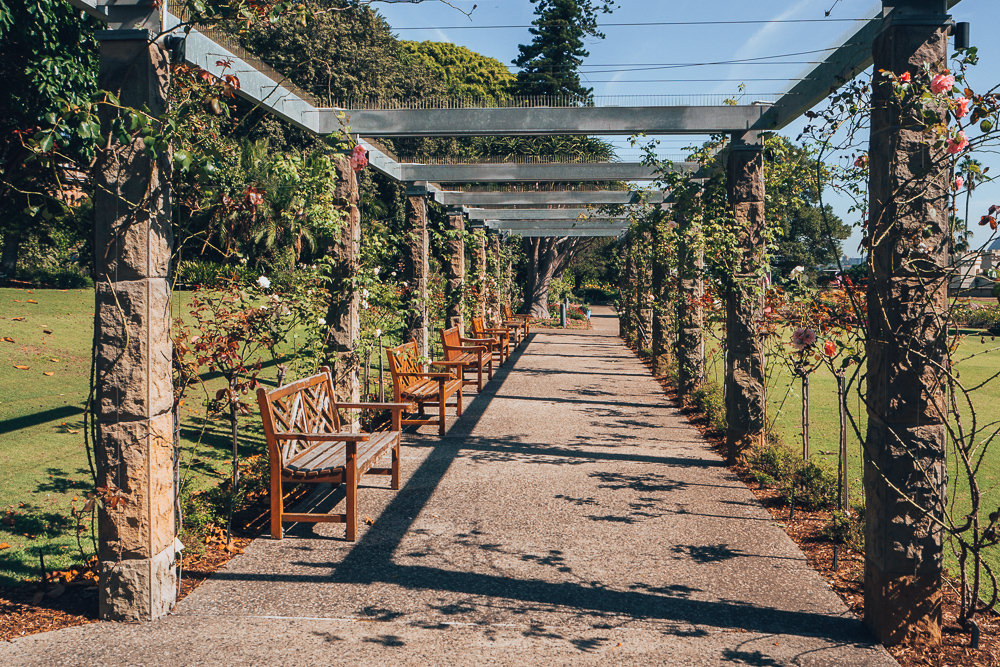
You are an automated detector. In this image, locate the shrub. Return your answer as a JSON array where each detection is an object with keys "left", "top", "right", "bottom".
[
  {"left": 175, "top": 260, "right": 252, "bottom": 288},
  {"left": 820, "top": 506, "right": 865, "bottom": 550},
  {"left": 690, "top": 381, "right": 727, "bottom": 431},
  {"left": 785, "top": 460, "right": 838, "bottom": 511},
  {"left": 15, "top": 266, "right": 92, "bottom": 288}
]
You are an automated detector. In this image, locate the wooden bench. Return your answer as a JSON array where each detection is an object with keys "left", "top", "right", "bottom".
[
  {"left": 256, "top": 367, "right": 411, "bottom": 541},
  {"left": 470, "top": 316, "right": 511, "bottom": 365},
  {"left": 439, "top": 325, "right": 493, "bottom": 391},
  {"left": 387, "top": 340, "right": 464, "bottom": 436},
  {"left": 502, "top": 302, "right": 530, "bottom": 341}
]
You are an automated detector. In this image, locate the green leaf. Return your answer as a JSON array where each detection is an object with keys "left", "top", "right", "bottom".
[{"left": 981, "top": 119, "right": 993, "bottom": 133}]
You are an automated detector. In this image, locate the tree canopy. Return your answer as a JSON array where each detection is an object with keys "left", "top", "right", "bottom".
[{"left": 400, "top": 41, "right": 514, "bottom": 102}]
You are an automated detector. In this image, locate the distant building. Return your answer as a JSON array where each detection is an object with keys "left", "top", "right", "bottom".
[{"left": 950, "top": 238, "right": 1000, "bottom": 297}]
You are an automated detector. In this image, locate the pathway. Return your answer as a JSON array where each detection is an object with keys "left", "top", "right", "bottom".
[{"left": 2, "top": 307, "right": 893, "bottom": 666}]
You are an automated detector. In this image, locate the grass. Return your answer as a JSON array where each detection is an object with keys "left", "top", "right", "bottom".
[
  {"left": 705, "top": 326, "right": 1000, "bottom": 599},
  {"left": 0, "top": 285, "right": 416, "bottom": 586}
]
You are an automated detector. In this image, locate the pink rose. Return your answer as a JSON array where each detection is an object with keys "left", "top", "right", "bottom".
[
  {"left": 954, "top": 176, "right": 964, "bottom": 191},
  {"left": 791, "top": 327, "right": 818, "bottom": 351},
  {"left": 350, "top": 145, "right": 369, "bottom": 171},
  {"left": 946, "top": 130, "right": 969, "bottom": 154},
  {"left": 955, "top": 96, "right": 971, "bottom": 118},
  {"left": 853, "top": 155, "right": 868, "bottom": 168},
  {"left": 899, "top": 71, "right": 912, "bottom": 83},
  {"left": 931, "top": 73, "right": 956, "bottom": 95}
]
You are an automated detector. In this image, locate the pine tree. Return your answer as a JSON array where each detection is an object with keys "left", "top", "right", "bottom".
[{"left": 513, "top": 0, "right": 615, "bottom": 100}]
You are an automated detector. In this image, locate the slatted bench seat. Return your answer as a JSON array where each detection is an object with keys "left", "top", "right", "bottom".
[
  {"left": 471, "top": 316, "right": 512, "bottom": 365},
  {"left": 387, "top": 340, "right": 464, "bottom": 436},
  {"left": 502, "top": 302, "right": 530, "bottom": 341},
  {"left": 256, "top": 366, "right": 411, "bottom": 541},
  {"left": 440, "top": 325, "right": 493, "bottom": 391}
]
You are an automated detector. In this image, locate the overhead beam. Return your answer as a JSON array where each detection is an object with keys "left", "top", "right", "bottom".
[
  {"left": 485, "top": 220, "right": 629, "bottom": 230},
  {"left": 468, "top": 208, "right": 631, "bottom": 221},
  {"left": 326, "top": 105, "right": 768, "bottom": 137},
  {"left": 501, "top": 229, "right": 627, "bottom": 238},
  {"left": 399, "top": 162, "right": 695, "bottom": 183},
  {"left": 432, "top": 189, "right": 667, "bottom": 207},
  {"left": 755, "top": 0, "right": 962, "bottom": 130}
]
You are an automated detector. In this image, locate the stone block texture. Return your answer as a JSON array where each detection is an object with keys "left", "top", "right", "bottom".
[
  {"left": 94, "top": 37, "right": 176, "bottom": 621},
  {"left": 404, "top": 194, "right": 430, "bottom": 357},
  {"left": 863, "top": 15, "right": 950, "bottom": 646},
  {"left": 724, "top": 142, "right": 767, "bottom": 461},
  {"left": 326, "top": 155, "right": 361, "bottom": 409},
  {"left": 444, "top": 212, "right": 466, "bottom": 333}
]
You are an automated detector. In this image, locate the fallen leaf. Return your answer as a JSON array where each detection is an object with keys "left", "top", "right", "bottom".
[
  {"left": 43, "top": 371, "right": 54, "bottom": 376},
  {"left": 49, "top": 357, "right": 59, "bottom": 362},
  {"left": 13, "top": 365, "right": 29, "bottom": 370},
  {"left": 67, "top": 429, "right": 80, "bottom": 434},
  {"left": 0, "top": 542, "right": 10, "bottom": 550},
  {"left": 42, "top": 329, "right": 52, "bottom": 334},
  {"left": 11, "top": 316, "right": 24, "bottom": 321},
  {"left": 364, "top": 515, "right": 374, "bottom": 525},
  {"left": 26, "top": 299, "right": 37, "bottom": 304},
  {"left": 13, "top": 299, "right": 21, "bottom": 303},
  {"left": 2, "top": 337, "right": 13, "bottom": 343}
]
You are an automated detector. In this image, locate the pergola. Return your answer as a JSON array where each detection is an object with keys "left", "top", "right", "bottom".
[{"left": 71, "top": 0, "right": 964, "bottom": 646}]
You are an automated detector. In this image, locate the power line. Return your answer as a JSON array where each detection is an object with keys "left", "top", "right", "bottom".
[{"left": 392, "top": 18, "right": 873, "bottom": 30}]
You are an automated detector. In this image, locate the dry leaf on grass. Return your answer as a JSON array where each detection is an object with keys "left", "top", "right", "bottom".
[
  {"left": 49, "top": 357, "right": 59, "bottom": 362},
  {"left": 13, "top": 365, "right": 29, "bottom": 370},
  {"left": 2, "top": 337, "right": 14, "bottom": 343},
  {"left": 26, "top": 299, "right": 38, "bottom": 304},
  {"left": 11, "top": 317, "right": 24, "bottom": 321},
  {"left": 43, "top": 372, "right": 54, "bottom": 376},
  {"left": 0, "top": 543, "right": 10, "bottom": 550}
]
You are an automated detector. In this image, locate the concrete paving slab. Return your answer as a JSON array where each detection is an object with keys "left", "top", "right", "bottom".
[{"left": 1, "top": 307, "right": 894, "bottom": 666}]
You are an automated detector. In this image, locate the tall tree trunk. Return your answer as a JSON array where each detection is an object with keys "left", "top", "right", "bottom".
[
  {"left": 1, "top": 227, "right": 22, "bottom": 280},
  {"left": 524, "top": 237, "right": 557, "bottom": 318}
]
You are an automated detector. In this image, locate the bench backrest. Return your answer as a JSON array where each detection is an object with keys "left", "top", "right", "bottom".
[
  {"left": 439, "top": 326, "right": 464, "bottom": 360},
  {"left": 386, "top": 340, "right": 424, "bottom": 397},
  {"left": 469, "top": 316, "right": 488, "bottom": 339},
  {"left": 502, "top": 303, "right": 516, "bottom": 319},
  {"left": 257, "top": 367, "right": 341, "bottom": 468}
]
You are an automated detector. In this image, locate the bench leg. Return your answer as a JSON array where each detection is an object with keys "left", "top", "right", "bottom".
[
  {"left": 488, "top": 356, "right": 494, "bottom": 380},
  {"left": 391, "top": 437, "right": 401, "bottom": 490},
  {"left": 270, "top": 471, "right": 283, "bottom": 540},
  {"left": 477, "top": 362, "right": 484, "bottom": 391},
  {"left": 457, "top": 384, "right": 464, "bottom": 416},
  {"left": 346, "top": 452, "right": 358, "bottom": 541},
  {"left": 438, "top": 390, "right": 447, "bottom": 436}
]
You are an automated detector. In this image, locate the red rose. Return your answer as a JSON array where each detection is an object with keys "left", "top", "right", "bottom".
[{"left": 824, "top": 340, "right": 837, "bottom": 357}]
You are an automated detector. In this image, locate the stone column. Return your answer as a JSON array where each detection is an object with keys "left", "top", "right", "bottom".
[
  {"left": 489, "top": 233, "right": 503, "bottom": 323},
  {"left": 325, "top": 155, "right": 361, "bottom": 409},
  {"left": 677, "top": 213, "right": 705, "bottom": 398},
  {"left": 93, "top": 33, "right": 176, "bottom": 621},
  {"left": 473, "top": 230, "right": 487, "bottom": 321},
  {"left": 404, "top": 191, "right": 430, "bottom": 357},
  {"left": 637, "top": 230, "right": 654, "bottom": 352},
  {"left": 650, "top": 216, "right": 672, "bottom": 376},
  {"left": 864, "top": 1, "right": 950, "bottom": 645},
  {"left": 444, "top": 208, "right": 466, "bottom": 333},
  {"left": 618, "top": 234, "right": 636, "bottom": 344},
  {"left": 724, "top": 134, "right": 767, "bottom": 462}
]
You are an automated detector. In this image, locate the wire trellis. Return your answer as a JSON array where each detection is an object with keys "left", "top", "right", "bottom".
[{"left": 330, "top": 93, "right": 781, "bottom": 110}]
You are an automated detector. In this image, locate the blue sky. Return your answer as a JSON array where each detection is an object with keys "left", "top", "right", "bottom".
[{"left": 376, "top": 0, "right": 1000, "bottom": 255}]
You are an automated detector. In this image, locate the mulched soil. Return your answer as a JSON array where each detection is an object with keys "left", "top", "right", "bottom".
[
  {"left": 1, "top": 535, "right": 252, "bottom": 642},
  {"left": 645, "top": 361, "right": 1000, "bottom": 667}
]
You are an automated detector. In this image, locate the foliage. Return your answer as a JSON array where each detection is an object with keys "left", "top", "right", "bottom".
[
  {"left": 400, "top": 41, "right": 514, "bottom": 102},
  {"left": 512, "top": 0, "right": 616, "bottom": 99}
]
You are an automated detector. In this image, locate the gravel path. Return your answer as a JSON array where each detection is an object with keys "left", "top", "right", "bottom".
[{"left": 2, "top": 307, "right": 894, "bottom": 666}]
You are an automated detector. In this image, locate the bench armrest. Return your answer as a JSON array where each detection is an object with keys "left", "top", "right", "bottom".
[
  {"left": 461, "top": 336, "right": 495, "bottom": 345},
  {"left": 336, "top": 402, "right": 414, "bottom": 411},
  {"left": 395, "top": 371, "right": 452, "bottom": 380},
  {"left": 274, "top": 432, "right": 370, "bottom": 442},
  {"left": 430, "top": 359, "right": 466, "bottom": 367}
]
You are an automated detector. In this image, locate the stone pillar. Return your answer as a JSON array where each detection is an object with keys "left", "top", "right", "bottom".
[
  {"left": 677, "top": 213, "right": 705, "bottom": 398},
  {"left": 638, "top": 231, "right": 654, "bottom": 352},
  {"left": 724, "top": 134, "right": 767, "bottom": 462},
  {"left": 404, "top": 191, "right": 430, "bottom": 358},
  {"left": 93, "top": 32, "right": 176, "bottom": 621},
  {"left": 325, "top": 155, "right": 361, "bottom": 410},
  {"left": 444, "top": 208, "right": 466, "bottom": 333},
  {"left": 618, "top": 234, "right": 636, "bottom": 344},
  {"left": 650, "top": 216, "right": 672, "bottom": 376},
  {"left": 489, "top": 233, "right": 503, "bottom": 323},
  {"left": 864, "top": 1, "right": 950, "bottom": 645},
  {"left": 473, "top": 230, "right": 487, "bottom": 321}
]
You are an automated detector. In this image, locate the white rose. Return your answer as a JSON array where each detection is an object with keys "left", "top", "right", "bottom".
[
  {"left": 257, "top": 275, "right": 271, "bottom": 289},
  {"left": 375, "top": 328, "right": 382, "bottom": 338},
  {"left": 318, "top": 317, "right": 326, "bottom": 326}
]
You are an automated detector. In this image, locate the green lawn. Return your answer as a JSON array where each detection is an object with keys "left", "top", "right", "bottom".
[{"left": 706, "top": 328, "right": 1000, "bottom": 597}]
